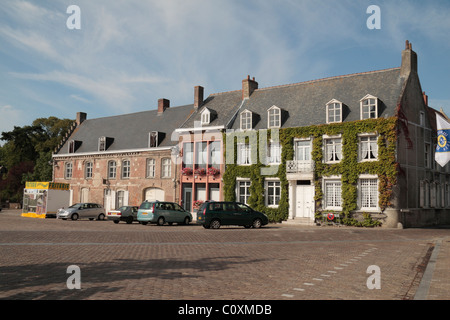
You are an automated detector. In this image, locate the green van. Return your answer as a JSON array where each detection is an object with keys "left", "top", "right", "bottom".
[
  {"left": 137, "top": 201, "right": 192, "bottom": 226},
  {"left": 197, "top": 201, "right": 269, "bottom": 229}
]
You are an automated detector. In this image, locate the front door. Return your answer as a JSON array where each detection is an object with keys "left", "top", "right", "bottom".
[
  {"left": 182, "top": 185, "right": 192, "bottom": 212},
  {"left": 296, "top": 185, "right": 314, "bottom": 219}
]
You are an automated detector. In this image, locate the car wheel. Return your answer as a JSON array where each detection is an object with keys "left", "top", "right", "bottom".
[
  {"left": 157, "top": 216, "right": 165, "bottom": 226},
  {"left": 113, "top": 220, "right": 120, "bottom": 224},
  {"left": 126, "top": 216, "right": 133, "bottom": 224},
  {"left": 210, "top": 219, "right": 221, "bottom": 229},
  {"left": 183, "top": 217, "right": 190, "bottom": 225},
  {"left": 97, "top": 213, "right": 105, "bottom": 221},
  {"left": 252, "top": 218, "right": 262, "bottom": 228},
  {"left": 71, "top": 213, "right": 79, "bottom": 221}
]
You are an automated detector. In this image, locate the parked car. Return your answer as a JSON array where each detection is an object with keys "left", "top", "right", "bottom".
[
  {"left": 137, "top": 200, "right": 192, "bottom": 226},
  {"left": 197, "top": 201, "right": 269, "bottom": 229},
  {"left": 107, "top": 206, "right": 139, "bottom": 224},
  {"left": 57, "top": 203, "right": 106, "bottom": 221}
]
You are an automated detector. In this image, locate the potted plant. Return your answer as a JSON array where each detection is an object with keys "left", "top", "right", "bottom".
[
  {"left": 194, "top": 168, "right": 206, "bottom": 175},
  {"left": 182, "top": 167, "right": 193, "bottom": 175},
  {"left": 207, "top": 167, "right": 220, "bottom": 176}
]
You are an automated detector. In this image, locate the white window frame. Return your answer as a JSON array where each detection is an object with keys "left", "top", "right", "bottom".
[
  {"left": 161, "top": 158, "right": 171, "bottom": 178},
  {"left": 268, "top": 105, "right": 281, "bottom": 128},
  {"left": 146, "top": 158, "right": 156, "bottom": 178},
  {"left": 359, "top": 134, "right": 378, "bottom": 162},
  {"left": 107, "top": 160, "right": 117, "bottom": 179},
  {"left": 122, "top": 159, "right": 131, "bottom": 179},
  {"left": 360, "top": 94, "right": 378, "bottom": 120},
  {"left": 240, "top": 110, "right": 252, "bottom": 130},
  {"left": 358, "top": 176, "right": 379, "bottom": 211},
  {"left": 65, "top": 162, "right": 73, "bottom": 180},
  {"left": 201, "top": 109, "right": 210, "bottom": 125},
  {"left": 237, "top": 143, "right": 252, "bottom": 165},
  {"left": 265, "top": 178, "right": 281, "bottom": 208},
  {"left": 85, "top": 161, "right": 93, "bottom": 179},
  {"left": 326, "top": 99, "right": 342, "bottom": 124},
  {"left": 267, "top": 140, "right": 282, "bottom": 164},
  {"left": 236, "top": 178, "right": 251, "bottom": 205},
  {"left": 323, "top": 135, "right": 342, "bottom": 163},
  {"left": 98, "top": 136, "right": 106, "bottom": 152},
  {"left": 294, "top": 138, "right": 312, "bottom": 162},
  {"left": 323, "top": 177, "right": 342, "bottom": 210}
]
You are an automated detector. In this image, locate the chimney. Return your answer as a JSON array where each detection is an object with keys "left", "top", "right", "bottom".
[
  {"left": 400, "top": 40, "right": 418, "bottom": 78},
  {"left": 158, "top": 98, "right": 170, "bottom": 114},
  {"left": 194, "top": 86, "right": 204, "bottom": 109},
  {"left": 76, "top": 112, "right": 87, "bottom": 125},
  {"left": 423, "top": 92, "right": 428, "bottom": 106},
  {"left": 242, "top": 75, "right": 258, "bottom": 99}
]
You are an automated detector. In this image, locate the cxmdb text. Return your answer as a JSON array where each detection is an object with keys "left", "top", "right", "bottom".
[{"left": 178, "top": 304, "right": 272, "bottom": 317}]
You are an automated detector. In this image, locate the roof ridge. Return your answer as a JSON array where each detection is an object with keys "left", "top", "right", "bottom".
[{"left": 256, "top": 67, "right": 401, "bottom": 92}]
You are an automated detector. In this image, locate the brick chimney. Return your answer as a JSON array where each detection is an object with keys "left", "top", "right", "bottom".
[
  {"left": 194, "top": 86, "right": 204, "bottom": 109},
  {"left": 423, "top": 91, "right": 428, "bottom": 106},
  {"left": 242, "top": 75, "right": 258, "bottom": 99},
  {"left": 400, "top": 40, "right": 417, "bottom": 78},
  {"left": 76, "top": 112, "right": 87, "bottom": 125},
  {"left": 158, "top": 98, "right": 170, "bottom": 114}
]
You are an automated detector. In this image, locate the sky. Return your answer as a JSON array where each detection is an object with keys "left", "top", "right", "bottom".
[{"left": 1, "top": 0, "right": 450, "bottom": 137}]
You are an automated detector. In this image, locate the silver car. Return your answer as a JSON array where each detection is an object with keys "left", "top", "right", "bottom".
[{"left": 57, "top": 203, "right": 106, "bottom": 221}]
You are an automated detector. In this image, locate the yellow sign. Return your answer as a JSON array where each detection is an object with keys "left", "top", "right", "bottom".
[{"left": 25, "top": 181, "right": 70, "bottom": 190}]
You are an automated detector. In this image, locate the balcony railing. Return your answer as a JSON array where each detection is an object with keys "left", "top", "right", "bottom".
[{"left": 286, "top": 160, "right": 314, "bottom": 173}]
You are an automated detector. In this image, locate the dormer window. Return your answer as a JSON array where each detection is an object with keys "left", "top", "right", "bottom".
[
  {"left": 240, "top": 110, "right": 252, "bottom": 130},
  {"left": 268, "top": 106, "right": 281, "bottom": 128},
  {"left": 201, "top": 109, "right": 210, "bottom": 125},
  {"left": 326, "top": 99, "right": 342, "bottom": 123},
  {"left": 149, "top": 131, "right": 159, "bottom": 148},
  {"left": 360, "top": 95, "right": 378, "bottom": 120},
  {"left": 98, "top": 137, "right": 106, "bottom": 151}
]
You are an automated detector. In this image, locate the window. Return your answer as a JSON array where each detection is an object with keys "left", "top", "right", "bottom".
[
  {"left": 361, "top": 96, "right": 378, "bottom": 119},
  {"left": 85, "top": 161, "right": 93, "bottom": 179},
  {"left": 359, "top": 178, "right": 378, "bottom": 210},
  {"left": 183, "top": 142, "right": 194, "bottom": 169},
  {"left": 324, "top": 137, "right": 342, "bottom": 163},
  {"left": 326, "top": 100, "right": 342, "bottom": 123},
  {"left": 295, "top": 140, "right": 311, "bottom": 161},
  {"left": 240, "top": 110, "right": 252, "bottom": 130},
  {"left": 420, "top": 111, "right": 425, "bottom": 126},
  {"left": 201, "top": 109, "right": 210, "bottom": 125},
  {"left": 425, "top": 142, "right": 431, "bottom": 168},
  {"left": 98, "top": 137, "right": 106, "bottom": 151},
  {"left": 195, "top": 141, "right": 207, "bottom": 170},
  {"left": 209, "top": 141, "right": 221, "bottom": 168},
  {"left": 266, "top": 180, "right": 281, "bottom": 207},
  {"left": 268, "top": 106, "right": 281, "bottom": 128},
  {"left": 359, "top": 135, "right": 378, "bottom": 161},
  {"left": 146, "top": 158, "right": 155, "bottom": 178},
  {"left": 268, "top": 141, "right": 281, "bottom": 164},
  {"left": 237, "top": 143, "right": 252, "bottom": 165},
  {"left": 324, "top": 180, "right": 342, "bottom": 210},
  {"left": 116, "top": 191, "right": 125, "bottom": 208},
  {"left": 68, "top": 140, "right": 76, "bottom": 153},
  {"left": 108, "top": 160, "right": 116, "bottom": 179},
  {"left": 161, "top": 158, "right": 171, "bottom": 178},
  {"left": 149, "top": 131, "right": 159, "bottom": 148},
  {"left": 122, "top": 160, "right": 130, "bottom": 179},
  {"left": 65, "top": 162, "right": 73, "bottom": 179},
  {"left": 237, "top": 180, "right": 251, "bottom": 204}
]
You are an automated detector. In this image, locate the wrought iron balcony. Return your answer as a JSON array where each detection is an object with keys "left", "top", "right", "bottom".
[{"left": 286, "top": 160, "right": 315, "bottom": 173}]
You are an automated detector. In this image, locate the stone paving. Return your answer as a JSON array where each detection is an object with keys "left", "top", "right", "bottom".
[{"left": 0, "top": 209, "right": 449, "bottom": 301}]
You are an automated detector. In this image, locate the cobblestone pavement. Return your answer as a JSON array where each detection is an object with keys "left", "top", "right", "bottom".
[{"left": 0, "top": 210, "right": 449, "bottom": 301}]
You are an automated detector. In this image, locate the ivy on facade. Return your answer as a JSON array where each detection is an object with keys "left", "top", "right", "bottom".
[{"left": 223, "top": 117, "right": 398, "bottom": 226}]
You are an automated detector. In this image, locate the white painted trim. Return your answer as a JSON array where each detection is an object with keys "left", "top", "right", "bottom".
[{"left": 53, "top": 146, "right": 173, "bottom": 158}]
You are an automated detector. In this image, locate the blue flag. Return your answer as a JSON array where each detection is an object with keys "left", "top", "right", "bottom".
[{"left": 435, "top": 113, "right": 450, "bottom": 167}]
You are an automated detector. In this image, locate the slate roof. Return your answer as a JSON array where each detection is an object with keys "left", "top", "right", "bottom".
[
  {"left": 56, "top": 104, "right": 194, "bottom": 155},
  {"left": 229, "top": 67, "right": 404, "bottom": 131}
]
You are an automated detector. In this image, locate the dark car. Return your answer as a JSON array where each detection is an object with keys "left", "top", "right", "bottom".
[
  {"left": 197, "top": 201, "right": 269, "bottom": 229},
  {"left": 107, "top": 206, "right": 139, "bottom": 224}
]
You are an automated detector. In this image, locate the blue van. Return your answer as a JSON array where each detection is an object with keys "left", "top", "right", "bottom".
[{"left": 137, "top": 201, "right": 192, "bottom": 226}]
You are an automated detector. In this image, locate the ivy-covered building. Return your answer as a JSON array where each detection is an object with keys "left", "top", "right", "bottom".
[{"left": 214, "top": 41, "right": 449, "bottom": 228}]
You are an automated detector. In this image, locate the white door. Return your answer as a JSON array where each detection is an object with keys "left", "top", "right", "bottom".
[
  {"left": 145, "top": 187, "right": 165, "bottom": 202},
  {"left": 296, "top": 185, "right": 314, "bottom": 219}
]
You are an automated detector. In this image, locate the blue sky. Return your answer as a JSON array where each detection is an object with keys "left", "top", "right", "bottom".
[{"left": 1, "top": 0, "right": 450, "bottom": 135}]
